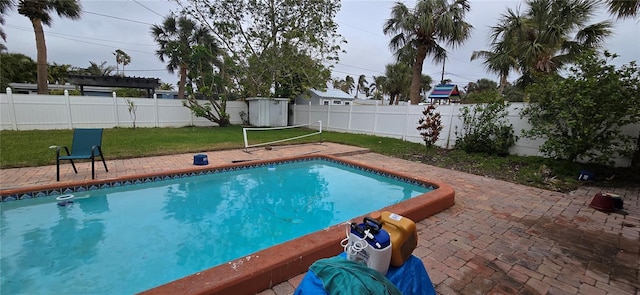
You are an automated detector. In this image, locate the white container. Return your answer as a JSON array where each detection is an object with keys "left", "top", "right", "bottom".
[{"left": 346, "top": 220, "right": 392, "bottom": 275}]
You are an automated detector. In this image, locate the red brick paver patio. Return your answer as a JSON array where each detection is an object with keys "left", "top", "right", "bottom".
[{"left": 1, "top": 143, "right": 638, "bottom": 294}]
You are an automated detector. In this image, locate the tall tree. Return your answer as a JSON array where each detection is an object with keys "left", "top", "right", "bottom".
[
  {"left": 355, "top": 74, "right": 368, "bottom": 98},
  {"left": 384, "top": 62, "right": 412, "bottom": 105},
  {"left": 1, "top": 52, "right": 37, "bottom": 91},
  {"left": 151, "top": 14, "right": 214, "bottom": 99},
  {"left": 383, "top": 0, "right": 472, "bottom": 105},
  {"left": 159, "top": 82, "right": 174, "bottom": 90},
  {"left": 420, "top": 74, "right": 433, "bottom": 102},
  {"left": 343, "top": 75, "right": 355, "bottom": 95},
  {"left": 488, "top": 0, "right": 612, "bottom": 88},
  {"left": 607, "top": 0, "right": 639, "bottom": 19},
  {"left": 369, "top": 75, "right": 387, "bottom": 100},
  {"left": 113, "top": 49, "right": 131, "bottom": 76},
  {"left": 84, "top": 61, "right": 115, "bottom": 76},
  {"left": 48, "top": 62, "right": 70, "bottom": 84},
  {"left": 0, "top": 0, "right": 11, "bottom": 47},
  {"left": 15, "top": 0, "right": 81, "bottom": 94},
  {"left": 176, "top": 0, "right": 344, "bottom": 98}
]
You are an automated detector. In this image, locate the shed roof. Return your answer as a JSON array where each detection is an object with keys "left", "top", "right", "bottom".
[
  {"left": 309, "top": 88, "right": 353, "bottom": 100},
  {"left": 428, "top": 84, "right": 460, "bottom": 99}
]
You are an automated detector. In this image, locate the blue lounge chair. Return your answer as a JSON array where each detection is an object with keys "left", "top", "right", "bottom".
[{"left": 55, "top": 128, "right": 108, "bottom": 181}]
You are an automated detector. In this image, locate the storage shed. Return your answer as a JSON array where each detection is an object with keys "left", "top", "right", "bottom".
[{"left": 246, "top": 97, "right": 289, "bottom": 127}]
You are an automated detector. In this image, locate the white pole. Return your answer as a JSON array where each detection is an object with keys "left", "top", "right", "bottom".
[
  {"left": 372, "top": 100, "right": 379, "bottom": 135},
  {"left": 6, "top": 87, "right": 18, "bottom": 130},
  {"left": 112, "top": 92, "right": 119, "bottom": 128},
  {"left": 64, "top": 90, "right": 73, "bottom": 129},
  {"left": 402, "top": 102, "right": 410, "bottom": 141},
  {"left": 446, "top": 104, "right": 455, "bottom": 149},
  {"left": 153, "top": 93, "right": 159, "bottom": 127},
  {"left": 308, "top": 101, "right": 311, "bottom": 127},
  {"left": 326, "top": 103, "right": 331, "bottom": 131},
  {"left": 242, "top": 127, "right": 249, "bottom": 151},
  {"left": 347, "top": 103, "right": 353, "bottom": 133}
]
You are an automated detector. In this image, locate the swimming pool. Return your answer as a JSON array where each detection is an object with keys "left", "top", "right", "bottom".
[{"left": 0, "top": 156, "right": 449, "bottom": 294}]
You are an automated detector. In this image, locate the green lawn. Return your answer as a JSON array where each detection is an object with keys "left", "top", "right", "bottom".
[{"left": 1, "top": 126, "right": 637, "bottom": 192}]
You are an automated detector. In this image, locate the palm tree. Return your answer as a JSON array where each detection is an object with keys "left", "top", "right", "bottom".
[
  {"left": 492, "top": 0, "right": 611, "bottom": 84},
  {"left": 419, "top": 74, "right": 433, "bottom": 102},
  {"left": 343, "top": 75, "right": 355, "bottom": 95},
  {"left": 369, "top": 75, "right": 387, "bottom": 100},
  {"left": 113, "top": 49, "right": 131, "bottom": 76},
  {"left": 151, "top": 14, "right": 214, "bottom": 99},
  {"left": 384, "top": 62, "right": 412, "bottom": 105},
  {"left": 471, "top": 9, "right": 520, "bottom": 95},
  {"left": 355, "top": 74, "right": 368, "bottom": 98},
  {"left": 383, "top": 0, "right": 472, "bottom": 105},
  {"left": 16, "top": 0, "right": 81, "bottom": 94},
  {"left": 159, "top": 82, "right": 175, "bottom": 90},
  {"left": 48, "top": 62, "right": 70, "bottom": 84},
  {"left": 607, "top": 0, "right": 639, "bottom": 19},
  {"left": 85, "top": 61, "right": 115, "bottom": 76},
  {"left": 332, "top": 78, "right": 343, "bottom": 90},
  {"left": 1, "top": 0, "right": 11, "bottom": 44}
]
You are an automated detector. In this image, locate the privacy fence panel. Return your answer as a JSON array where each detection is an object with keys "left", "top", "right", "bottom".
[
  {"left": 1, "top": 90, "right": 247, "bottom": 130},
  {"left": 292, "top": 102, "right": 638, "bottom": 167}
]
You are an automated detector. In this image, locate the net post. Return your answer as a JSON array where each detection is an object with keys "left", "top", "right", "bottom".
[
  {"left": 318, "top": 120, "right": 323, "bottom": 143},
  {"left": 242, "top": 127, "right": 249, "bottom": 152}
]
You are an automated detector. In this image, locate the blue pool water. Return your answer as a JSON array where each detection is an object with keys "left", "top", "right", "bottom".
[{"left": 0, "top": 159, "right": 431, "bottom": 294}]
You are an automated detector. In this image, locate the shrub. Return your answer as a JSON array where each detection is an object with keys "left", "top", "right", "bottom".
[
  {"left": 522, "top": 51, "right": 640, "bottom": 165},
  {"left": 455, "top": 98, "right": 517, "bottom": 155},
  {"left": 416, "top": 104, "right": 443, "bottom": 147}
]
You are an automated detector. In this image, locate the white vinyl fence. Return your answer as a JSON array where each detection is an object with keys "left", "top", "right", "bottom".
[
  {"left": 292, "top": 102, "right": 639, "bottom": 167},
  {"left": 0, "top": 88, "right": 247, "bottom": 130}
]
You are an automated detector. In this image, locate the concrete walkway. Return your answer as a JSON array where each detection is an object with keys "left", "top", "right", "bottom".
[{"left": 1, "top": 143, "right": 638, "bottom": 294}]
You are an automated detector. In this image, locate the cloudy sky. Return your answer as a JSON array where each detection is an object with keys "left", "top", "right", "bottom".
[{"left": 2, "top": 0, "right": 638, "bottom": 91}]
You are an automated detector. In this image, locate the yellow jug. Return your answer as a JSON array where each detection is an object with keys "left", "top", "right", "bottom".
[{"left": 370, "top": 211, "right": 418, "bottom": 267}]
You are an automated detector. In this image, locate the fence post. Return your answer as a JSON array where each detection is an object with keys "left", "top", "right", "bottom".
[
  {"left": 347, "top": 102, "right": 353, "bottom": 133},
  {"left": 153, "top": 93, "right": 159, "bottom": 127},
  {"left": 372, "top": 101, "right": 378, "bottom": 135},
  {"left": 112, "top": 92, "right": 119, "bottom": 128},
  {"left": 64, "top": 90, "right": 73, "bottom": 129},
  {"left": 6, "top": 87, "right": 18, "bottom": 130},
  {"left": 402, "top": 103, "right": 411, "bottom": 141},
  {"left": 326, "top": 103, "right": 331, "bottom": 131},
  {"left": 308, "top": 101, "right": 311, "bottom": 127},
  {"left": 446, "top": 104, "right": 456, "bottom": 149}
]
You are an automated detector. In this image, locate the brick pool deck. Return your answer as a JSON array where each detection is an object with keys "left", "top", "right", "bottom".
[{"left": 1, "top": 143, "right": 638, "bottom": 294}]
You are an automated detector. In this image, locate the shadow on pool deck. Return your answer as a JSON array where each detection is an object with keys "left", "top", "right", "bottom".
[{"left": 1, "top": 143, "right": 638, "bottom": 294}]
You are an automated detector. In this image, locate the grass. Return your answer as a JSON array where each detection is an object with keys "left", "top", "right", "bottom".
[{"left": 1, "top": 126, "right": 637, "bottom": 192}]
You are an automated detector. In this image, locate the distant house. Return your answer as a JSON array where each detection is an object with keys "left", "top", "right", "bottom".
[
  {"left": 8, "top": 82, "right": 179, "bottom": 99},
  {"left": 295, "top": 88, "right": 354, "bottom": 106},
  {"left": 427, "top": 84, "right": 461, "bottom": 104}
]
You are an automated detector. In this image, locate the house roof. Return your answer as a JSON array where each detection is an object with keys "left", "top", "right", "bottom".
[
  {"left": 309, "top": 88, "right": 354, "bottom": 100},
  {"left": 428, "top": 84, "right": 460, "bottom": 99}
]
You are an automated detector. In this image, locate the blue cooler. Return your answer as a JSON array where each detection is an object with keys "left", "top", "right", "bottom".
[{"left": 193, "top": 154, "right": 209, "bottom": 165}]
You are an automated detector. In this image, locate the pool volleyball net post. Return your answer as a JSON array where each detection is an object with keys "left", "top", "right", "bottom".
[{"left": 242, "top": 120, "right": 323, "bottom": 152}]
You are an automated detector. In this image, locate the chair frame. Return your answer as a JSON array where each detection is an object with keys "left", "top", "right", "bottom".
[{"left": 55, "top": 128, "right": 109, "bottom": 181}]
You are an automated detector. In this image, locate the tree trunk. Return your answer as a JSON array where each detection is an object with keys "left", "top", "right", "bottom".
[
  {"left": 31, "top": 18, "right": 48, "bottom": 94},
  {"left": 410, "top": 45, "right": 428, "bottom": 105},
  {"left": 178, "top": 64, "right": 187, "bottom": 100},
  {"left": 498, "top": 74, "right": 507, "bottom": 95}
]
